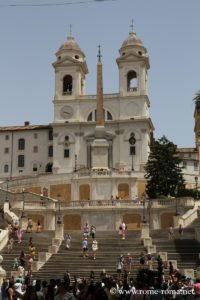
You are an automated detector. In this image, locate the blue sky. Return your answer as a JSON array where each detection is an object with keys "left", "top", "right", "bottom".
[{"left": 0, "top": 0, "right": 199, "bottom": 147}]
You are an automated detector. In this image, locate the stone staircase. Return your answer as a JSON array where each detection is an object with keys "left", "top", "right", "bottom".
[
  {"left": 0, "top": 231, "right": 54, "bottom": 276},
  {"left": 150, "top": 227, "right": 200, "bottom": 271},
  {"left": 32, "top": 230, "right": 146, "bottom": 281}
]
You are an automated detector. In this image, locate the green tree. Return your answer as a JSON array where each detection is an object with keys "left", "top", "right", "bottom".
[
  {"left": 193, "top": 90, "right": 200, "bottom": 105},
  {"left": 144, "top": 136, "right": 185, "bottom": 199}
]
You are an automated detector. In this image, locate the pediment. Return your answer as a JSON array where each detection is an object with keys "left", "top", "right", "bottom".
[{"left": 117, "top": 53, "right": 146, "bottom": 62}]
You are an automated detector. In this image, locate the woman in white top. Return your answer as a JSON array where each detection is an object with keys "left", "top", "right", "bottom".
[{"left": 91, "top": 240, "right": 98, "bottom": 260}]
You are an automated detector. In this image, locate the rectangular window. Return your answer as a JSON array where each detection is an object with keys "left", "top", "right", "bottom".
[
  {"left": 48, "top": 145, "right": 53, "bottom": 157},
  {"left": 64, "top": 149, "right": 70, "bottom": 158},
  {"left": 48, "top": 130, "right": 53, "bottom": 141},
  {"left": 5, "top": 135, "right": 9, "bottom": 140},
  {"left": 18, "top": 155, "right": 25, "bottom": 168},
  {"left": 34, "top": 133, "right": 38, "bottom": 139},
  {"left": 33, "top": 146, "right": 38, "bottom": 153},
  {"left": 18, "top": 138, "right": 25, "bottom": 150},
  {"left": 4, "top": 148, "right": 9, "bottom": 154},
  {"left": 194, "top": 161, "right": 198, "bottom": 171},
  {"left": 130, "top": 146, "right": 136, "bottom": 155},
  {"left": 4, "top": 165, "right": 9, "bottom": 173},
  {"left": 183, "top": 161, "right": 187, "bottom": 169}
]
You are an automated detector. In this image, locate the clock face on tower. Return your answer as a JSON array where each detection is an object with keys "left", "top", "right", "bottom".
[{"left": 60, "top": 105, "right": 73, "bottom": 119}]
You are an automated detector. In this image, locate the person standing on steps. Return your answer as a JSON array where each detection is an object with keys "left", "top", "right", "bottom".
[
  {"left": 178, "top": 224, "right": 183, "bottom": 239},
  {"left": 16, "top": 226, "right": 23, "bottom": 243},
  {"left": 116, "top": 255, "right": 124, "bottom": 280},
  {"left": 90, "top": 225, "right": 96, "bottom": 239},
  {"left": 83, "top": 222, "right": 90, "bottom": 238},
  {"left": 26, "top": 218, "right": 33, "bottom": 233},
  {"left": 65, "top": 233, "right": 72, "bottom": 249},
  {"left": 122, "top": 221, "right": 126, "bottom": 239},
  {"left": 168, "top": 225, "right": 174, "bottom": 240},
  {"left": 91, "top": 239, "right": 98, "bottom": 260},
  {"left": 126, "top": 253, "right": 133, "bottom": 274},
  {"left": 82, "top": 237, "right": 88, "bottom": 258}
]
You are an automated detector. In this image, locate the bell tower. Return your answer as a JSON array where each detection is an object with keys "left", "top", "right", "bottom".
[
  {"left": 53, "top": 32, "right": 88, "bottom": 100},
  {"left": 116, "top": 28, "right": 150, "bottom": 97}
]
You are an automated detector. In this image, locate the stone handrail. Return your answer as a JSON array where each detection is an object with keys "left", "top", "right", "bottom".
[
  {"left": 77, "top": 168, "right": 132, "bottom": 177},
  {"left": 178, "top": 207, "right": 198, "bottom": 227},
  {"left": 0, "top": 229, "right": 9, "bottom": 251},
  {"left": 3, "top": 202, "right": 19, "bottom": 224}
]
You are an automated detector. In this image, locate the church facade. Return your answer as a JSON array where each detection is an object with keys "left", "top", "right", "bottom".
[{"left": 0, "top": 30, "right": 154, "bottom": 200}]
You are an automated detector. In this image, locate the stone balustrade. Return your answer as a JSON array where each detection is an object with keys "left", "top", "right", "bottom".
[
  {"left": 60, "top": 200, "right": 143, "bottom": 208},
  {"left": 151, "top": 197, "right": 194, "bottom": 208}
]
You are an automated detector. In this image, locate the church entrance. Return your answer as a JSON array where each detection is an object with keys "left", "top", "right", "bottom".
[
  {"left": 123, "top": 213, "right": 141, "bottom": 230},
  {"left": 63, "top": 214, "right": 81, "bottom": 230},
  {"left": 160, "top": 213, "right": 174, "bottom": 229}
]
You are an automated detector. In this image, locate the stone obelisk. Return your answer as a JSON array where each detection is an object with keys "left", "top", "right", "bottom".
[{"left": 91, "top": 46, "right": 109, "bottom": 169}]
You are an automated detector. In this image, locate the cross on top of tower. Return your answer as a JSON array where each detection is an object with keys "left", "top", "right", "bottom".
[
  {"left": 97, "top": 44, "right": 102, "bottom": 63},
  {"left": 130, "top": 19, "right": 134, "bottom": 33},
  {"left": 69, "top": 24, "right": 72, "bottom": 36}
]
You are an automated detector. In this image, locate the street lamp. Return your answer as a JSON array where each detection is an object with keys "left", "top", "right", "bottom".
[
  {"left": 74, "top": 154, "right": 77, "bottom": 172},
  {"left": 21, "top": 188, "right": 26, "bottom": 218},
  {"left": 142, "top": 194, "right": 147, "bottom": 223},
  {"left": 195, "top": 176, "right": 199, "bottom": 200},
  {"left": 174, "top": 187, "right": 180, "bottom": 216},
  {"left": 5, "top": 178, "right": 9, "bottom": 203},
  {"left": 57, "top": 194, "right": 62, "bottom": 224}
]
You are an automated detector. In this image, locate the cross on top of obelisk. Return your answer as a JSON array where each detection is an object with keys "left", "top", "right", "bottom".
[{"left": 97, "top": 44, "right": 102, "bottom": 63}]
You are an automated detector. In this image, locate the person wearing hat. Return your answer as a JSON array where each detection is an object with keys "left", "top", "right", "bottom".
[{"left": 91, "top": 239, "right": 98, "bottom": 260}]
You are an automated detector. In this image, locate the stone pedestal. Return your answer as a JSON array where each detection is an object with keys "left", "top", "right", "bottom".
[
  {"left": 19, "top": 216, "right": 28, "bottom": 230},
  {"left": 159, "top": 252, "right": 168, "bottom": 264},
  {"left": 146, "top": 245, "right": 156, "bottom": 254},
  {"left": 0, "top": 256, "right": 6, "bottom": 286},
  {"left": 55, "top": 223, "right": 64, "bottom": 240},
  {"left": 141, "top": 223, "right": 150, "bottom": 239},
  {"left": 183, "top": 269, "right": 194, "bottom": 280},
  {"left": 91, "top": 132, "right": 109, "bottom": 169},
  {"left": 143, "top": 237, "right": 152, "bottom": 247},
  {"left": 173, "top": 215, "right": 180, "bottom": 228}
]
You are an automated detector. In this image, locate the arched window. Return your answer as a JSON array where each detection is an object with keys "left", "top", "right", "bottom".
[
  {"left": 4, "top": 164, "right": 9, "bottom": 173},
  {"left": 87, "top": 109, "right": 113, "bottom": 122},
  {"left": 33, "top": 163, "right": 38, "bottom": 172},
  {"left": 18, "top": 138, "right": 25, "bottom": 150},
  {"left": 63, "top": 75, "right": 73, "bottom": 95},
  {"left": 127, "top": 71, "right": 137, "bottom": 92},
  {"left": 45, "top": 163, "right": 53, "bottom": 173}
]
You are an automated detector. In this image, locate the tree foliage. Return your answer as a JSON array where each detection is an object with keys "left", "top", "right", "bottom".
[
  {"left": 145, "top": 136, "right": 185, "bottom": 199},
  {"left": 193, "top": 90, "right": 200, "bottom": 104}
]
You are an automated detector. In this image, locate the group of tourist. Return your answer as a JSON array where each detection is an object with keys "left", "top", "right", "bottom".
[
  {"left": 5, "top": 218, "right": 40, "bottom": 279},
  {"left": 82, "top": 223, "right": 98, "bottom": 260},
  {"left": 1, "top": 265, "right": 200, "bottom": 299}
]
